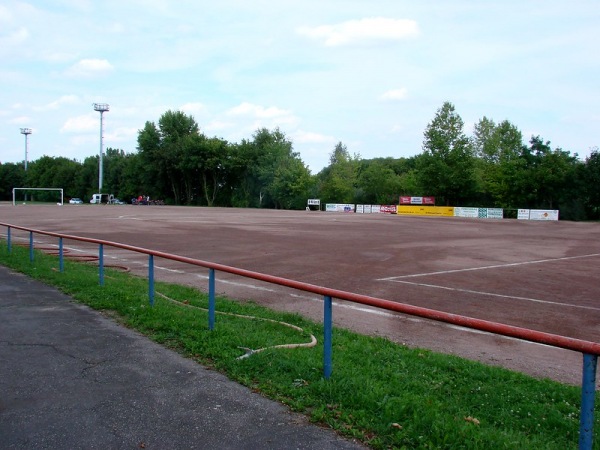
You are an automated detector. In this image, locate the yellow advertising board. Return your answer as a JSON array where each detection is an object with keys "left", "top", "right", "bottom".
[{"left": 397, "top": 206, "right": 455, "bottom": 216}]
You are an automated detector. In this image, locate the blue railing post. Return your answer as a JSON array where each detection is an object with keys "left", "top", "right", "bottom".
[
  {"left": 579, "top": 353, "right": 597, "bottom": 450},
  {"left": 29, "top": 231, "right": 34, "bottom": 262},
  {"left": 148, "top": 254, "right": 154, "bottom": 306},
  {"left": 58, "top": 237, "right": 64, "bottom": 273},
  {"left": 98, "top": 244, "right": 104, "bottom": 286},
  {"left": 7, "top": 227, "right": 11, "bottom": 253},
  {"left": 208, "top": 268, "right": 216, "bottom": 330},
  {"left": 323, "top": 295, "right": 333, "bottom": 379}
]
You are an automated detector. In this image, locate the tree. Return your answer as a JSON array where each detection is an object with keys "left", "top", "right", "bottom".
[
  {"left": 103, "top": 148, "right": 142, "bottom": 202},
  {"left": 417, "top": 102, "right": 475, "bottom": 205},
  {"left": 583, "top": 147, "right": 600, "bottom": 219},
  {"left": 137, "top": 110, "right": 200, "bottom": 204},
  {"left": 25, "top": 156, "right": 81, "bottom": 201},
  {"left": 473, "top": 116, "right": 499, "bottom": 163},
  {"left": 318, "top": 142, "right": 359, "bottom": 203},
  {"left": 268, "top": 156, "right": 312, "bottom": 209},
  {"left": 0, "top": 163, "right": 25, "bottom": 201},
  {"left": 356, "top": 160, "right": 403, "bottom": 204},
  {"left": 472, "top": 118, "right": 524, "bottom": 206}
]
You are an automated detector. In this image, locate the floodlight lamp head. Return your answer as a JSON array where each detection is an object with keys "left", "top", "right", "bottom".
[
  {"left": 20, "top": 128, "right": 32, "bottom": 135},
  {"left": 93, "top": 103, "right": 110, "bottom": 112}
]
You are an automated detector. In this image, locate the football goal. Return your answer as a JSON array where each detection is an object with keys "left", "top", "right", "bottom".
[{"left": 12, "top": 188, "right": 64, "bottom": 206}]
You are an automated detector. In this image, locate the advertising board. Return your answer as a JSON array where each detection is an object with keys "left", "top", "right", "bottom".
[
  {"left": 399, "top": 196, "right": 435, "bottom": 205},
  {"left": 454, "top": 207, "right": 479, "bottom": 218},
  {"left": 486, "top": 208, "right": 504, "bottom": 219},
  {"left": 380, "top": 205, "right": 397, "bottom": 214},
  {"left": 397, "top": 206, "right": 454, "bottom": 216},
  {"left": 325, "top": 204, "right": 355, "bottom": 213},
  {"left": 529, "top": 210, "right": 559, "bottom": 221}
]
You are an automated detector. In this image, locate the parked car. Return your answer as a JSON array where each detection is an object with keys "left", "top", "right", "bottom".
[
  {"left": 113, "top": 198, "right": 126, "bottom": 205},
  {"left": 69, "top": 198, "right": 83, "bottom": 204}
]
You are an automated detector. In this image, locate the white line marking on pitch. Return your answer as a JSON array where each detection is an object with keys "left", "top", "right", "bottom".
[
  {"left": 377, "top": 253, "right": 600, "bottom": 281},
  {"left": 387, "top": 280, "right": 600, "bottom": 311},
  {"left": 287, "top": 294, "right": 555, "bottom": 347},
  {"left": 28, "top": 239, "right": 556, "bottom": 348}
]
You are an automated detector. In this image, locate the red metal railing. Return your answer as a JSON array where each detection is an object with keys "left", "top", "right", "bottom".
[{"left": 1, "top": 222, "right": 598, "bottom": 449}]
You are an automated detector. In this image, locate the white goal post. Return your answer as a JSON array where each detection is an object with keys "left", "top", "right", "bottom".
[{"left": 12, "top": 188, "right": 64, "bottom": 206}]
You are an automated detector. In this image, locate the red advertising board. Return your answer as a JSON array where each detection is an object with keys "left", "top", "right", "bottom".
[
  {"left": 423, "top": 196, "right": 435, "bottom": 205},
  {"left": 380, "top": 205, "right": 397, "bottom": 214}
]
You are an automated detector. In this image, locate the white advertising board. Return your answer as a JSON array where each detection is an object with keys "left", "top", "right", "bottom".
[
  {"left": 529, "top": 209, "right": 559, "bottom": 221},
  {"left": 325, "top": 204, "right": 355, "bottom": 212},
  {"left": 454, "top": 207, "right": 479, "bottom": 218},
  {"left": 486, "top": 208, "right": 503, "bottom": 219}
]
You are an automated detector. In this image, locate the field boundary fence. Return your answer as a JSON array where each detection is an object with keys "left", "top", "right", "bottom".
[{"left": 1, "top": 222, "right": 598, "bottom": 449}]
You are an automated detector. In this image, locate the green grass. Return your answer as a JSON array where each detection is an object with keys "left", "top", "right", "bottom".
[{"left": 1, "top": 241, "right": 598, "bottom": 449}]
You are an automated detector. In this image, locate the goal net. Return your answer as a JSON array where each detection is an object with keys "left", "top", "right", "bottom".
[{"left": 12, "top": 188, "right": 64, "bottom": 206}]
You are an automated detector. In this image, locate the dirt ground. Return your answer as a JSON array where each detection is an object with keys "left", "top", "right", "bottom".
[{"left": 2, "top": 203, "right": 599, "bottom": 387}]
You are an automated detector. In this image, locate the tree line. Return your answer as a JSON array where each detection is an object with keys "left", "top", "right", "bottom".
[{"left": 1, "top": 102, "right": 599, "bottom": 220}]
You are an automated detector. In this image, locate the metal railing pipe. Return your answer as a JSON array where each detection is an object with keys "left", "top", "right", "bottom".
[
  {"left": 580, "top": 354, "right": 598, "bottom": 449},
  {"left": 148, "top": 254, "right": 154, "bottom": 306},
  {"left": 98, "top": 244, "right": 104, "bottom": 286},
  {"left": 59, "top": 237, "right": 64, "bottom": 273},
  {"left": 29, "top": 231, "right": 34, "bottom": 262},
  {"left": 209, "top": 268, "right": 216, "bottom": 330},
  {"left": 324, "top": 295, "right": 333, "bottom": 379},
  {"left": 1, "top": 222, "right": 599, "bottom": 449}
]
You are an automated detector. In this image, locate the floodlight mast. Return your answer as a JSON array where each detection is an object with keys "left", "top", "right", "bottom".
[
  {"left": 93, "top": 103, "right": 109, "bottom": 193},
  {"left": 20, "top": 128, "right": 32, "bottom": 171}
]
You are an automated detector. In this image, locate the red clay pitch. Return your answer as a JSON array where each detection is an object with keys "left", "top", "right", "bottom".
[{"left": 2, "top": 203, "right": 599, "bottom": 386}]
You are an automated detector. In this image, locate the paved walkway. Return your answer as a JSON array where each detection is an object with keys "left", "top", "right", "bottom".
[{"left": 0, "top": 265, "right": 365, "bottom": 449}]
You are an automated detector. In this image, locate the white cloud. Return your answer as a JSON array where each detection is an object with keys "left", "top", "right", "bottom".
[
  {"left": 227, "top": 102, "right": 292, "bottom": 119},
  {"left": 0, "top": 27, "right": 29, "bottom": 47},
  {"left": 33, "top": 95, "right": 80, "bottom": 111},
  {"left": 60, "top": 114, "right": 97, "bottom": 133},
  {"left": 69, "top": 134, "right": 97, "bottom": 146},
  {"left": 297, "top": 17, "right": 419, "bottom": 46},
  {"left": 380, "top": 88, "right": 408, "bottom": 101},
  {"left": 9, "top": 116, "right": 30, "bottom": 125},
  {"left": 65, "top": 59, "right": 114, "bottom": 78},
  {"left": 106, "top": 126, "right": 138, "bottom": 143},
  {"left": 292, "top": 130, "right": 336, "bottom": 144},
  {"left": 179, "top": 102, "right": 207, "bottom": 117},
  {"left": 225, "top": 102, "right": 299, "bottom": 130},
  {"left": 204, "top": 120, "right": 234, "bottom": 133}
]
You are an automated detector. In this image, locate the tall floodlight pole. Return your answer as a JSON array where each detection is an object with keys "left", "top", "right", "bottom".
[
  {"left": 20, "top": 128, "right": 32, "bottom": 171},
  {"left": 93, "top": 103, "right": 109, "bottom": 193}
]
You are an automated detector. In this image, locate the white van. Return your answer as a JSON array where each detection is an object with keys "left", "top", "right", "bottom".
[{"left": 90, "top": 194, "right": 115, "bottom": 204}]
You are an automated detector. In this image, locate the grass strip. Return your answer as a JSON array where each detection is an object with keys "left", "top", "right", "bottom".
[{"left": 0, "top": 242, "right": 598, "bottom": 449}]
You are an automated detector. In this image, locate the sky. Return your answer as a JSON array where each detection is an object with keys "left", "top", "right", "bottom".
[{"left": 1, "top": 1, "right": 599, "bottom": 174}]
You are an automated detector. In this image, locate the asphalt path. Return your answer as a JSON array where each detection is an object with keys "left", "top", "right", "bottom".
[{"left": 0, "top": 265, "right": 365, "bottom": 450}]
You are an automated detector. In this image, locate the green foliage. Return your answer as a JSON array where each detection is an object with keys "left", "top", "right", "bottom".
[
  {"left": 0, "top": 244, "right": 596, "bottom": 449},
  {"left": 318, "top": 142, "right": 360, "bottom": 203},
  {"left": 417, "top": 102, "right": 476, "bottom": 205},
  {"left": 2, "top": 104, "right": 597, "bottom": 218},
  {"left": 583, "top": 148, "right": 600, "bottom": 219},
  {"left": 229, "top": 128, "right": 311, "bottom": 209},
  {"left": 356, "top": 160, "right": 403, "bottom": 204},
  {"left": 0, "top": 162, "right": 26, "bottom": 200}
]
